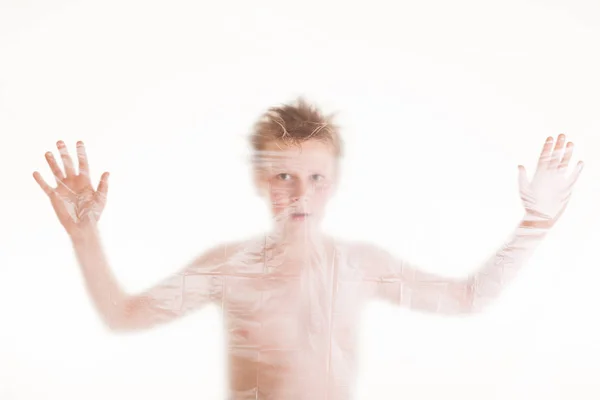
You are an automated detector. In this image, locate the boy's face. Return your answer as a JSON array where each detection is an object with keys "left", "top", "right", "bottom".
[{"left": 253, "top": 140, "right": 338, "bottom": 232}]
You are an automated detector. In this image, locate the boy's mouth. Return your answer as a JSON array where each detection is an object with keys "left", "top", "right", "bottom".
[{"left": 291, "top": 212, "right": 310, "bottom": 220}]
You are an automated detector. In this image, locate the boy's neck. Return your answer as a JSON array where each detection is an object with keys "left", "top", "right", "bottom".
[{"left": 267, "top": 225, "right": 329, "bottom": 249}]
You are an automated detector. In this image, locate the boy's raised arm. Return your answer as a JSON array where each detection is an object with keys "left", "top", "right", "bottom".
[
  {"left": 33, "top": 140, "right": 226, "bottom": 333},
  {"left": 70, "top": 221, "right": 227, "bottom": 332},
  {"left": 360, "top": 134, "right": 583, "bottom": 315}
]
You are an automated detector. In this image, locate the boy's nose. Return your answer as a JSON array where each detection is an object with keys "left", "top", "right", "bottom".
[{"left": 291, "top": 180, "right": 311, "bottom": 201}]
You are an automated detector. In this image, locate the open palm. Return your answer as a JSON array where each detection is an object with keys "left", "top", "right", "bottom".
[
  {"left": 518, "top": 134, "right": 583, "bottom": 226},
  {"left": 33, "top": 140, "right": 109, "bottom": 234}
]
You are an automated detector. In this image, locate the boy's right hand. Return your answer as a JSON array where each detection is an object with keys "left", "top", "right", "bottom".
[{"left": 33, "top": 140, "right": 109, "bottom": 236}]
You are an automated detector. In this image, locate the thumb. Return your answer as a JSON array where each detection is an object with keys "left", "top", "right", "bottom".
[
  {"left": 96, "top": 172, "right": 110, "bottom": 198},
  {"left": 567, "top": 161, "right": 584, "bottom": 188},
  {"left": 518, "top": 165, "right": 529, "bottom": 189}
]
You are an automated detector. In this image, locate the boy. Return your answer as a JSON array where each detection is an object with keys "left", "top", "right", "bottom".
[{"left": 33, "top": 98, "right": 583, "bottom": 399}]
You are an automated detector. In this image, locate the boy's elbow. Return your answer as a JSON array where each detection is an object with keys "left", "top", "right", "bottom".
[
  {"left": 102, "top": 309, "right": 134, "bottom": 333},
  {"left": 455, "top": 279, "right": 489, "bottom": 316},
  {"left": 104, "top": 318, "right": 128, "bottom": 333},
  {"left": 459, "top": 294, "right": 491, "bottom": 316},
  {"left": 102, "top": 294, "right": 189, "bottom": 333},
  {"left": 103, "top": 297, "right": 146, "bottom": 333}
]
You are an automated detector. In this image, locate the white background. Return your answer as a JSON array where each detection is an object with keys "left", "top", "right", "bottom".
[{"left": 1, "top": 0, "right": 600, "bottom": 398}]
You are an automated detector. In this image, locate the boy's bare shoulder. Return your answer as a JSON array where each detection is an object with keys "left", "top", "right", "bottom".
[
  {"left": 335, "top": 238, "right": 380, "bottom": 258},
  {"left": 186, "top": 235, "right": 269, "bottom": 273},
  {"left": 193, "top": 237, "right": 257, "bottom": 260},
  {"left": 334, "top": 238, "right": 394, "bottom": 276}
]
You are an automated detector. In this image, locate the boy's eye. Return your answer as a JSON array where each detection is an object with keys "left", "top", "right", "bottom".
[
  {"left": 277, "top": 173, "right": 292, "bottom": 181},
  {"left": 311, "top": 174, "right": 324, "bottom": 182}
]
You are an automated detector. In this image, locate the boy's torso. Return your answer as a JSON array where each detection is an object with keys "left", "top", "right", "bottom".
[{"left": 211, "top": 235, "right": 374, "bottom": 400}]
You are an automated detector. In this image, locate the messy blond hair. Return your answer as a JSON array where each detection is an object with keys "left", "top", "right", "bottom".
[{"left": 249, "top": 97, "right": 343, "bottom": 157}]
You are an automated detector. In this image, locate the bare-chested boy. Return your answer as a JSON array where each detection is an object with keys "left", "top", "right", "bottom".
[{"left": 33, "top": 98, "right": 583, "bottom": 399}]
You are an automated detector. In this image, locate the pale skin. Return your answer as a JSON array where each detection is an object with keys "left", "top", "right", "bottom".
[{"left": 33, "top": 134, "right": 583, "bottom": 399}]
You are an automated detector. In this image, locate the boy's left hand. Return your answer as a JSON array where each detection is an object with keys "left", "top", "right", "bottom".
[{"left": 518, "top": 134, "right": 583, "bottom": 228}]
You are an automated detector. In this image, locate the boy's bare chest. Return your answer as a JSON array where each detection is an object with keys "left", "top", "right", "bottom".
[{"left": 221, "top": 258, "right": 364, "bottom": 351}]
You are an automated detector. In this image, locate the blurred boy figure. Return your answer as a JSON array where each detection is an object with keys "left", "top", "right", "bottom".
[{"left": 33, "top": 98, "right": 583, "bottom": 399}]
